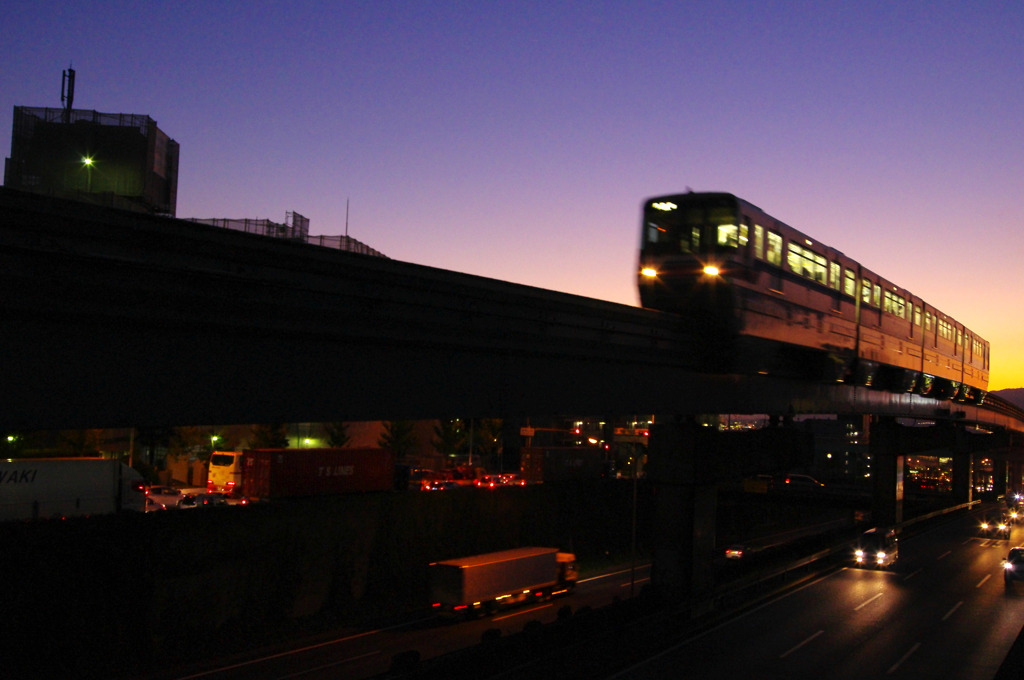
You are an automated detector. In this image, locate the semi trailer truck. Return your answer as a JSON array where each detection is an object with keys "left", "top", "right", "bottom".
[
  {"left": 429, "top": 546, "right": 578, "bottom": 616},
  {"left": 0, "top": 457, "right": 146, "bottom": 521}
]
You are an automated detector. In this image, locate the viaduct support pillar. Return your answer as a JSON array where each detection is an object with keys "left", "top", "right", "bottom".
[
  {"left": 946, "top": 424, "right": 973, "bottom": 505},
  {"left": 647, "top": 420, "right": 717, "bottom": 604},
  {"left": 993, "top": 457, "right": 1008, "bottom": 499},
  {"left": 869, "top": 416, "right": 903, "bottom": 529}
]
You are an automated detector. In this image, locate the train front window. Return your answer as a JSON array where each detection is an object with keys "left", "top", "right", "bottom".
[{"left": 643, "top": 197, "right": 741, "bottom": 255}]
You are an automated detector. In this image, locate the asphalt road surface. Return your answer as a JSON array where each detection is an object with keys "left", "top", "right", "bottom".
[{"left": 611, "top": 507, "right": 1024, "bottom": 680}]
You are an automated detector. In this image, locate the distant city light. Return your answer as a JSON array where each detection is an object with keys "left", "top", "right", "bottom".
[
  {"left": 641, "top": 267, "right": 658, "bottom": 278},
  {"left": 82, "top": 156, "right": 93, "bottom": 166}
]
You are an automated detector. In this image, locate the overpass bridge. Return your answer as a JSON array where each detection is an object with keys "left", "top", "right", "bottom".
[{"left": 3, "top": 187, "right": 1024, "bottom": 599}]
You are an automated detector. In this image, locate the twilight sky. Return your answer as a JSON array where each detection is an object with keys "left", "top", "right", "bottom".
[{"left": 4, "top": 1, "right": 1024, "bottom": 389}]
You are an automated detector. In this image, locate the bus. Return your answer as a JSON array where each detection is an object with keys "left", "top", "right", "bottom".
[{"left": 207, "top": 451, "right": 244, "bottom": 495}]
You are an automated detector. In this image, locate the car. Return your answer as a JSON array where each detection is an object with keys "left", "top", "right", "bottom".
[
  {"left": 780, "top": 473, "right": 825, "bottom": 490},
  {"left": 145, "top": 497, "right": 167, "bottom": 512},
  {"left": 475, "top": 475, "right": 502, "bottom": 489},
  {"left": 854, "top": 528, "right": 898, "bottom": 569},
  {"left": 1004, "top": 547, "right": 1024, "bottom": 584},
  {"left": 146, "top": 485, "right": 184, "bottom": 508},
  {"left": 424, "top": 481, "right": 460, "bottom": 491},
  {"left": 179, "top": 492, "right": 230, "bottom": 508},
  {"left": 980, "top": 516, "right": 1011, "bottom": 539}
]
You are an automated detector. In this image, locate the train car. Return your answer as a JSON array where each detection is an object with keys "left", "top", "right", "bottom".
[{"left": 637, "top": 192, "right": 988, "bottom": 402}]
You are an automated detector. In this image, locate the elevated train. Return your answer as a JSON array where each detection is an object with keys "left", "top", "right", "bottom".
[{"left": 637, "top": 192, "right": 988, "bottom": 403}]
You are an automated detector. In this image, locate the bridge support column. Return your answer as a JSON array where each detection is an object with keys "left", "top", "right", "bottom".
[
  {"left": 647, "top": 419, "right": 716, "bottom": 604},
  {"left": 869, "top": 417, "right": 903, "bottom": 528},
  {"left": 947, "top": 424, "right": 973, "bottom": 505},
  {"left": 1009, "top": 458, "right": 1023, "bottom": 501},
  {"left": 993, "top": 457, "right": 1008, "bottom": 499}
]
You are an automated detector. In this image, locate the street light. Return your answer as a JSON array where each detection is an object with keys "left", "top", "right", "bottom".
[
  {"left": 210, "top": 435, "right": 219, "bottom": 451},
  {"left": 82, "top": 156, "right": 94, "bottom": 192}
]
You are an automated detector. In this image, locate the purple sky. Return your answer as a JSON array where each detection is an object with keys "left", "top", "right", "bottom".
[{"left": 5, "top": 1, "right": 1024, "bottom": 388}]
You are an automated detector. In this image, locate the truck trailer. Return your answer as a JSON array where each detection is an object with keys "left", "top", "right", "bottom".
[
  {"left": 429, "top": 547, "right": 577, "bottom": 616},
  {"left": 0, "top": 457, "right": 146, "bottom": 521},
  {"left": 238, "top": 448, "right": 395, "bottom": 499}
]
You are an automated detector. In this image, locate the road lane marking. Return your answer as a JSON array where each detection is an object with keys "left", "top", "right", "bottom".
[
  {"left": 942, "top": 601, "right": 963, "bottom": 621},
  {"left": 902, "top": 568, "right": 923, "bottom": 581},
  {"left": 779, "top": 630, "right": 824, "bottom": 658},
  {"left": 607, "top": 570, "right": 843, "bottom": 679},
  {"left": 887, "top": 642, "right": 921, "bottom": 674},
  {"left": 492, "top": 604, "right": 550, "bottom": 621},
  {"left": 276, "top": 650, "right": 382, "bottom": 679},
  {"left": 937, "top": 550, "right": 952, "bottom": 560},
  {"left": 579, "top": 564, "right": 650, "bottom": 584},
  {"left": 977, "top": 574, "right": 991, "bottom": 588},
  {"left": 173, "top": 626, "right": 392, "bottom": 679},
  {"left": 854, "top": 593, "right": 883, "bottom": 611}
]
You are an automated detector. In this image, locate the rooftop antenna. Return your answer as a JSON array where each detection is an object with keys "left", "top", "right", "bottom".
[
  {"left": 61, "top": 65, "right": 75, "bottom": 123},
  {"left": 345, "top": 198, "right": 350, "bottom": 238}
]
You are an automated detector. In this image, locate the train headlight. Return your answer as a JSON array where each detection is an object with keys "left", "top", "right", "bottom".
[
  {"left": 703, "top": 265, "right": 720, "bottom": 276},
  {"left": 641, "top": 267, "right": 658, "bottom": 278}
]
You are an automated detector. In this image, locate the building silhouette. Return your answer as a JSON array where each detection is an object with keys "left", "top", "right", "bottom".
[{"left": 4, "top": 105, "right": 179, "bottom": 216}]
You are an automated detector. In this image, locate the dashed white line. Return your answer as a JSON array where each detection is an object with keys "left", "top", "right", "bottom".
[
  {"left": 902, "top": 568, "right": 923, "bottom": 581},
  {"left": 779, "top": 630, "right": 824, "bottom": 659},
  {"left": 977, "top": 574, "right": 991, "bottom": 588},
  {"left": 942, "top": 601, "right": 963, "bottom": 621},
  {"left": 276, "top": 651, "right": 381, "bottom": 679},
  {"left": 854, "top": 592, "right": 883, "bottom": 611},
  {"left": 492, "top": 604, "right": 550, "bottom": 622},
  {"left": 887, "top": 642, "right": 921, "bottom": 674},
  {"left": 937, "top": 550, "right": 952, "bottom": 560}
]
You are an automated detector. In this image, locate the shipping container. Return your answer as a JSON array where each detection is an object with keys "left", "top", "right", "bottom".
[{"left": 239, "top": 448, "right": 395, "bottom": 499}]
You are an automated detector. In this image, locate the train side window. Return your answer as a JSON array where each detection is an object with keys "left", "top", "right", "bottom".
[
  {"left": 861, "top": 280, "right": 873, "bottom": 305},
  {"left": 883, "top": 292, "right": 906, "bottom": 319},
  {"left": 754, "top": 225, "right": 764, "bottom": 259},
  {"left": 829, "top": 262, "right": 841, "bottom": 290},
  {"left": 766, "top": 232, "right": 783, "bottom": 266},
  {"left": 844, "top": 270, "right": 857, "bottom": 297},
  {"left": 717, "top": 223, "right": 740, "bottom": 248},
  {"left": 873, "top": 285, "right": 881, "bottom": 308},
  {"left": 914, "top": 306, "right": 922, "bottom": 326}
]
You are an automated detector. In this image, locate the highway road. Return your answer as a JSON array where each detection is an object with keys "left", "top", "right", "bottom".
[
  {"left": 612, "top": 506, "right": 1024, "bottom": 680},
  {"left": 150, "top": 505, "right": 1024, "bottom": 680},
  {"left": 155, "top": 563, "right": 652, "bottom": 680}
]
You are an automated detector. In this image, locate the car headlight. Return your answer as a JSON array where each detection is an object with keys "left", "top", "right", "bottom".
[
  {"left": 855, "top": 550, "right": 864, "bottom": 558},
  {"left": 1005, "top": 562, "right": 1015, "bottom": 570},
  {"left": 982, "top": 523, "right": 990, "bottom": 529},
  {"left": 1000, "top": 524, "right": 1008, "bottom": 531},
  {"left": 876, "top": 552, "right": 886, "bottom": 560}
]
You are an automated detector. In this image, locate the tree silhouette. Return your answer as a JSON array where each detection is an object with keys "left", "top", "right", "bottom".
[
  {"left": 379, "top": 420, "right": 417, "bottom": 463},
  {"left": 250, "top": 423, "right": 289, "bottom": 449},
  {"left": 325, "top": 422, "right": 351, "bottom": 448}
]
